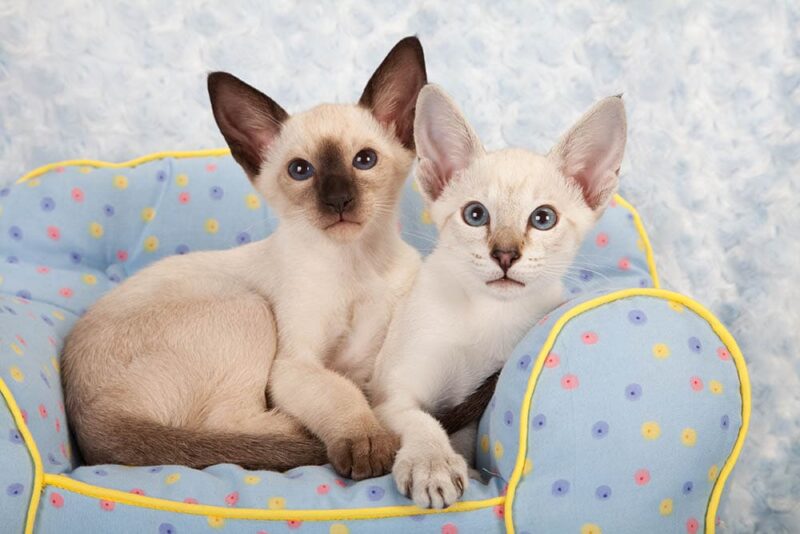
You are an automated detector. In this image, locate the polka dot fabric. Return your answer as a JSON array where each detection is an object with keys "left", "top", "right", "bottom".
[{"left": 0, "top": 153, "right": 747, "bottom": 533}]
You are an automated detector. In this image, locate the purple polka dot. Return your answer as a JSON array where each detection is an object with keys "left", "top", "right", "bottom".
[
  {"left": 503, "top": 410, "right": 514, "bottom": 426},
  {"left": 367, "top": 486, "right": 385, "bottom": 501},
  {"left": 109, "top": 273, "right": 121, "bottom": 283},
  {"left": 41, "top": 197, "right": 56, "bottom": 211},
  {"left": 591, "top": 421, "right": 609, "bottom": 439},
  {"left": 7, "top": 256, "right": 18, "bottom": 264},
  {"left": 148, "top": 466, "right": 163, "bottom": 473},
  {"left": 284, "top": 471, "right": 304, "bottom": 479},
  {"left": 682, "top": 481, "right": 694, "bottom": 495},
  {"left": 156, "top": 170, "right": 167, "bottom": 182},
  {"left": 9, "top": 226, "right": 23, "bottom": 240},
  {"left": 595, "top": 485, "right": 612, "bottom": 500},
  {"left": 410, "top": 515, "right": 425, "bottom": 522},
  {"left": 628, "top": 309, "right": 647, "bottom": 325},
  {"left": 721, "top": 415, "right": 730, "bottom": 430},
  {"left": 69, "top": 251, "right": 82, "bottom": 264},
  {"left": 94, "top": 469, "right": 108, "bottom": 476},
  {"left": 16, "top": 290, "right": 31, "bottom": 300},
  {"left": 551, "top": 479, "right": 570, "bottom": 496},
  {"left": 579, "top": 270, "right": 593, "bottom": 282},
  {"left": 9, "top": 429, "right": 23, "bottom": 444},
  {"left": 159, "top": 523, "right": 177, "bottom": 534},
  {"left": 0, "top": 187, "right": 9, "bottom": 197},
  {"left": 688, "top": 337, "right": 702, "bottom": 353},
  {"left": 625, "top": 383, "right": 642, "bottom": 400},
  {"left": 6, "top": 483, "right": 24, "bottom": 497},
  {"left": 41, "top": 314, "right": 54, "bottom": 326},
  {"left": 103, "top": 204, "right": 115, "bottom": 217},
  {"left": 517, "top": 354, "right": 532, "bottom": 370},
  {"left": 639, "top": 278, "right": 649, "bottom": 288},
  {"left": 47, "top": 453, "right": 61, "bottom": 465},
  {"left": 236, "top": 232, "right": 251, "bottom": 245},
  {"left": 40, "top": 371, "right": 51, "bottom": 388},
  {"left": 489, "top": 396, "right": 496, "bottom": 411},
  {"left": 210, "top": 186, "right": 224, "bottom": 199},
  {"left": 532, "top": 413, "right": 547, "bottom": 430},
  {"left": 175, "top": 245, "right": 190, "bottom": 255}
]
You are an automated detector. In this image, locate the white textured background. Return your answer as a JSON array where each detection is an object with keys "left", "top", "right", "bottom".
[{"left": 1, "top": 1, "right": 798, "bottom": 531}]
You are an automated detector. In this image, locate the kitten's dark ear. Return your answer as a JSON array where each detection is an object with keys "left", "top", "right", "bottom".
[
  {"left": 414, "top": 84, "right": 484, "bottom": 201},
  {"left": 359, "top": 36, "right": 427, "bottom": 150},
  {"left": 208, "top": 72, "right": 289, "bottom": 180},
  {"left": 549, "top": 96, "right": 627, "bottom": 211}
]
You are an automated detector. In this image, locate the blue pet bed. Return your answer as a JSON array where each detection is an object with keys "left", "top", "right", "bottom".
[{"left": 0, "top": 151, "right": 749, "bottom": 533}]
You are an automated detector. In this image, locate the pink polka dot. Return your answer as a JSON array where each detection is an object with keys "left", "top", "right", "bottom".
[
  {"left": 609, "top": 198, "right": 618, "bottom": 207},
  {"left": 50, "top": 493, "right": 64, "bottom": 508},
  {"left": 442, "top": 524, "right": 458, "bottom": 534},
  {"left": 561, "top": 374, "right": 579, "bottom": 390},
  {"left": 71, "top": 187, "right": 84, "bottom": 202},
  {"left": 316, "top": 484, "right": 330, "bottom": 495},
  {"left": 59, "top": 287, "right": 74, "bottom": 298},
  {"left": 99, "top": 500, "right": 115, "bottom": 511},
  {"left": 116, "top": 250, "right": 129, "bottom": 262},
  {"left": 287, "top": 520, "right": 302, "bottom": 529},
  {"left": 206, "top": 163, "right": 218, "bottom": 172},
  {"left": 686, "top": 518, "right": 699, "bottom": 534},
  {"left": 36, "top": 266, "right": 50, "bottom": 274},
  {"left": 47, "top": 226, "right": 61, "bottom": 240},
  {"left": 596, "top": 233, "right": 609, "bottom": 247},
  {"left": 55, "top": 418, "right": 61, "bottom": 433},
  {"left": 130, "top": 488, "right": 145, "bottom": 495},
  {"left": 60, "top": 442, "right": 68, "bottom": 458},
  {"left": 20, "top": 410, "right": 28, "bottom": 424},
  {"left": 717, "top": 347, "right": 731, "bottom": 361},
  {"left": 183, "top": 497, "right": 198, "bottom": 504},
  {"left": 634, "top": 468, "right": 651, "bottom": 485},
  {"left": 493, "top": 504, "right": 505, "bottom": 519},
  {"left": 618, "top": 257, "right": 631, "bottom": 270},
  {"left": 38, "top": 404, "right": 48, "bottom": 418},
  {"left": 334, "top": 479, "right": 347, "bottom": 488},
  {"left": 55, "top": 166, "right": 65, "bottom": 173},
  {"left": 225, "top": 491, "right": 239, "bottom": 506},
  {"left": 582, "top": 331, "right": 599, "bottom": 344},
  {"left": 690, "top": 376, "right": 704, "bottom": 391},
  {"left": 16, "top": 335, "right": 26, "bottom": 346},
  {"left": 544, "top": 353, "right": 560, "bottom": 368},
  {"left": 178, "top": 191, "right": 191, "bottom": 204}
]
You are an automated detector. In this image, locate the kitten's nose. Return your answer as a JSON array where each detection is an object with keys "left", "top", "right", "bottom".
[
  {"left": 324, "top": 193, "right": 354, "bottom": 214},
  {"left": 491, "top": 248, "right": 521, "bottom": 272}
]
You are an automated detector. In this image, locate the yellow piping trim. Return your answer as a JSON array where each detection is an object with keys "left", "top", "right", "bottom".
[
  {"left": 613, "top": 194, "right": 660, "bottom": 288},
  {"left": 15, "top": 148, "right": 232, "bottom": 184},
  {"left": 503, "top": 288, "right": 751, "bottom": 534},
  {"left": 0, "top": 378, "right": 44, "bottom": 534},
  {"left": 43, "top": 473, "right": 501, "bottom": 521}
]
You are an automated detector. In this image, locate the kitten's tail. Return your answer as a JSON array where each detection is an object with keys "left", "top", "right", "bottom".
[{"left": 75, "top": 411, "right": 327, "bottom": 471}]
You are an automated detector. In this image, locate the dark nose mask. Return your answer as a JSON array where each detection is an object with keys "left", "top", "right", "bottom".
[{"left": 316, "top": 174, "right": 357, "bottom": 215}]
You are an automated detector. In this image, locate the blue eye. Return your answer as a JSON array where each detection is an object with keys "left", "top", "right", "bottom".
[
  {"left": 353, "top": 149, "right": 378, "bottom": 170},
  {"left": 530, "top": 205, "right": 557, "bottom": 230},
  {"left": 288, "top": 159, "right": 314, "bottom": 181},
  {"left": 462, "top": 201, "right": 489, "bottom": 226}
]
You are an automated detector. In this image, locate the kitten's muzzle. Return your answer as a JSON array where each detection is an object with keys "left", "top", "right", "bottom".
[
  {"left": 316, "top": 174, "right": 357, "bottom": 215},
  {"left": 490, "top": 247, "right": 521, "bottom": 272}
]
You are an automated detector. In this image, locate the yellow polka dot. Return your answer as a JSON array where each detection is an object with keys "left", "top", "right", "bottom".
[
  {"left": 175, "top": 173, "right": 189, "bottom": 187},
  {"left": 659, "top": 498, "right": 673, "bottom": 516},
  {"left": 207, "top": 516, "right": 224, "bottom": 528},
  {"left": 652, "top": 343, "right": 670, "bottom": 359},
  {"left": 10, "top": 343, "right": 23, "bottom": 356},
  {"left": 493, "top": 440, "right": 504, "bottom": 460},
  {"left": 164, "top": 473, "right": 181, "bottom": 485},
  {"left": 143, "top": 236, "right": 159, "bottom": 253},
  {"left": 51, "top": 357, "right": 59, "bottom": 372},
  {"left": 411, "top": 180, "right": 420, "bottom": 192},
  {"left": 244, "top": 475, "right": 261, "bottom": 485},
  {"left": 636, "top": 238, "right": 645, "bottom": 251},
  {"left": 10, "top": 366, "right": 24, "bottom": 382},
  {"left": 0, "top": 275, "right": 4, "bottom": 286},
  {"left": 26, "top": 178, "right": 41, "bottom": 188},
  {"left": 141, "top": 207, "right": 156, "bottom": 222},
  {"left": 330, "top": 524, "right": 349, "bottom": 534},
  {"left": 581, "top": 523, "right": 602, "bottom": 534},
  {"left": 420, "top": 210, "right": 432, "bottom": 225},
  {"left": 89, "top": 222, "right": 104, "bottom": 239},
  {"left": 52, "top": 310, "right": 65, "bottom": 321},
  {"left": 523, "top": 457, "right": 533, "bottom": 475},
  {"left": 79, "top": 166, "right": 92, "bottom": 174},
  {"left": 641, "top": 421, "right": 661, "bottom": 440},
  {"left": 268, "top": 497, "right": 286, "bottom": 510},
  {"left": 480, "top": 434, "right": 490, "bottom": 454},
  {"left": 113, "top": 174, "right": 128, "bottom": 189},
  {"left": 82, "top": 274, "right": 97, "bottom": 285},
  {"left": 668, "top": 301, "right": 685, "bottom": 313},
  {"left": 245, "top": 193, "right": 261, "bottom": 210},
  {"left": 708, "top": 464, "right": 719, "bottom": 482},
  {"left": 205, "top": 218, "right": 219, "bottom": 234},
  {"left": 709, "top": 380, "right": 723, "bottom": 394},
  {"left": 681, "top": 428, "right": 697, "bottom": 447}
]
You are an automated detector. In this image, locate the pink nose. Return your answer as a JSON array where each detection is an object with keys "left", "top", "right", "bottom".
[{"left": 491, "top": 248, "right": 520, "bottom": 271}]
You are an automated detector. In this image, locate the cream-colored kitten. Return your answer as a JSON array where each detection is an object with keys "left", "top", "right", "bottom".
[
  {"left": 62, "top": 37, "right": 426, "bottom": 479},
  {"left": 370, "top": 85, "right": 627, "bottom": 508}
]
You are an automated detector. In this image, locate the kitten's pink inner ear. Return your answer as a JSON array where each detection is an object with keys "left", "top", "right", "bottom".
[
  {"left": 208, "top": 72, "right": 289, "bottom": 180},
  {"left": 359, "top": 36, "right": 427, "bottom": 150}
]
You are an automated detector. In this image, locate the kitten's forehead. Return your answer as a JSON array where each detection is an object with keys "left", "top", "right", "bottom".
[
  {"left": 470, "top": 149, "right": 566, "bottom": 203},
  {"left": 280, "top": 104, "right": 391, "bottom": 156}
]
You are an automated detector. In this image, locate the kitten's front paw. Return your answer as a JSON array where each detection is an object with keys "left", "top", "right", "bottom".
[
  {"left": 327, "top": 425, "right": 399, "bottom": 481},
  {"left": 393, "top": 445, "right": 469, "bottom": 509}
]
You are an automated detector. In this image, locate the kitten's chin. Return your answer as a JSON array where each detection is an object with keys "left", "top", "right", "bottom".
[
  {"left": 485, "top": 277, "right": 528, "bottom": 299},
  {"left": 322, "top": 219, "right": 364, "bottom": 241}
]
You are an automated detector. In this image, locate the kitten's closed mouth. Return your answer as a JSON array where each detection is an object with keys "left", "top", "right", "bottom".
[
  {"left": 487, "top": 276, "right": 525, "bottom": 288},
  {"left": 324, "top": 217, "right": 362, "bottom": 230}
]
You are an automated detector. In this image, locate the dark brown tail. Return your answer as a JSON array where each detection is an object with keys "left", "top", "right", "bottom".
[{"left": 76, "top": 413, "right": 327, "bottom": 471}]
